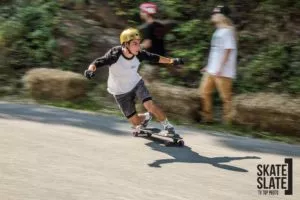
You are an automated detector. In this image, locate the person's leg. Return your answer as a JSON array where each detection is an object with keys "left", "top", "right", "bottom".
[
  {"left": 143, "top": 100, "right": 165, "bottom": 121},
  {"left": 143, "top": 100, "right": 175, "bottom": 133},
  {"left": 136, "top": 79, "right": 174, "bottom": 134},
  {"left": 128, "top": 114, "right": 143, "bottom": 126},
  {"left": 199, "top": 73, "right": 216, "bottom": 123},
  {"left": 132, "top": 79, "right": 153, "bottom": 128},
  {"left": 215, "top": 76, "right": 233, "bottom": 124},
  {"left": 114, "top": 91, "right": 144, "bottom": 131}
]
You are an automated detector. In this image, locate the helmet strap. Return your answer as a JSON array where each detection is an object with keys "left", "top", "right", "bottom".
[{"left": 124, "top": 42, "right": 134, "bottom": 55}]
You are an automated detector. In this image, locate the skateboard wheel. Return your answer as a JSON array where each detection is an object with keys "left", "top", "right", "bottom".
[{"left": 177, "top": 140, "right": 184, "bottom": 147}]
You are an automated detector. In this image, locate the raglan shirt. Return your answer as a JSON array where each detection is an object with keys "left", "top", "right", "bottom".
[{"left": 91, "top": 46, "right": 160, "bottom": 95}]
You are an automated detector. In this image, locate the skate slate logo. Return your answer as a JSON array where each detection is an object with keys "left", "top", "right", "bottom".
[{"left": 257, "top": 158, "right": 293, "bottom": 196}]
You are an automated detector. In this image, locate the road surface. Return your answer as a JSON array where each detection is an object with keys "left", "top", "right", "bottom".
[{"left": 0, "top": 102, "right": 299, "bottom": 200}]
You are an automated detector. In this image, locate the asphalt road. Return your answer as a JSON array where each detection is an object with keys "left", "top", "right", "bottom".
[{"left": 0, "top": 102, "right": 299, "bottom": 200}]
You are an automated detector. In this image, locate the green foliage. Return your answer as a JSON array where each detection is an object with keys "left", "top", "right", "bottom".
[
  {"left": 0, "top": 0, "right": 91, "bottom": 71},
  {"left": 0, "top": 1, "right": 59, "bottom": 68},
  {"left": 0, "top": 0, "right": 299, "bottom": 95},
  {"left": 171, "top": 20, "right": 212, "bottom": 70},
  {"left": 109, "top": 0, "right": 300, "bottom": 93},
  {"left": 237, "top": 41, "right": 300, "bottom": 94}
]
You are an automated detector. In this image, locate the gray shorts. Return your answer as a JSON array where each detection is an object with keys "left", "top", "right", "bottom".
[{"left": 114, "top": 80, "right": 152, "bottom": 118}]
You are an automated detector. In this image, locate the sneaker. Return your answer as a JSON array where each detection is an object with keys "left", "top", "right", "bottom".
[
  {"left": 163, "top": 124, "right": 175, "bottom": 136},
  {"left": 133, "top": 125, "right": 142, "bottom": 135},
  {"left": 141, "top": 112, "right": 152, "bottom": 128}
]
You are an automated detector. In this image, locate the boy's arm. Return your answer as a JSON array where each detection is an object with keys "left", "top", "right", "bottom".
[
  {"left": 84, "top": 47, "right": 121, "bottom": 79},
  {"left": 84, "top": 46, "right": 121, "bottom": 79},
  {"left": 137, "top": 50, "right": 184, "bottom": 66},
  {"left": 158, "top": 56, "right": 173, "bottom": 64},
  {"left": 89, "top": 54, "right": 110, "bottom": 72},
  {"left": 158, "top": 56, "right": 184, "bottom": 65},
  {"left": 84, "top": 54, "right": 110, "bottom": 79},
  {"left": 88, "top": 46, "right": 121, "bottom": 71}
]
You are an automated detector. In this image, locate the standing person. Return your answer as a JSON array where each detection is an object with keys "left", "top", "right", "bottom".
[
  {"left": 139, "top": 2, "right": 166, "bottom": 56},
  {"left": 84, "top": 28, "right": 184, "bottom": 135},
  {"left": 199, "top": 5, "right": 237, "bottom": 124}
]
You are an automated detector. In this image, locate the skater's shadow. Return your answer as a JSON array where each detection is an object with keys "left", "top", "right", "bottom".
[{"left": 145, "top": 140, "right": 260, "bottom": 172}]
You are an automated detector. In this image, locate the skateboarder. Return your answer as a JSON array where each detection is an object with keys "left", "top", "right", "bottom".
[{"left": 84, "top": 28, "right": 184, "bottom": 135}]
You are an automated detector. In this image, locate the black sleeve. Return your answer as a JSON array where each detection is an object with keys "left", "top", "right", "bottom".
[
  {"left": 139, "top": 23, "right": 151, "bottom": 40},
  {"left": 91, "top": 46, "right": 122, "bottom": 68},
  {"left": 143, "top": 25, "right": 152, "bottom": 40},
  {"left": 137, "top": 50, "right": 160, "bottom": 63}
]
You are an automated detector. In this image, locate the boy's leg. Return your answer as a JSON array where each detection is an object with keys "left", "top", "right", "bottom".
[
  {"left": 143, "top": 100, "right": 165, "bottom": 121},
  {"left": 134, "top": 80, "right": 155, "bottom": 128},
  {"left": 199, "top": 73, "right": 215, "bottom": 123},
  {"left": 138, "top": 112, "right": 152, "bottom": 128},
  {"left": 135, "top": 80, "right": 165, "bottom": 119},
  {"left": 215, "top": 76, "right": 233, "bottom": 124},
  {"left": 114, "top": 91, "right": 144, "bottom": 131},
  {"left": 128, "top": 114, "right": 144, "bottom": 126},
  {"left": 135, "top": 79, "right": 175, "bottom": 134},
  {"left": 143, "top": 100, "right": 175, "bottom": 134}
]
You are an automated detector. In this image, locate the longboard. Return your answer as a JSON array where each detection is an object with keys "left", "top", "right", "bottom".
[{"left": 132, "top": 127, "right": 184, "bottom": 147}]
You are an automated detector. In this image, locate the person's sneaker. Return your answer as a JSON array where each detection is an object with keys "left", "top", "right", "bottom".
[
  {"left": 141, "top": 112, "right": 152, "bottom": 128},
  {"left": 163, "top": 124, "right": 175, "bottom": 136},
  {"left": 132, "top": 125, "right": 142, "bottom": 136}
]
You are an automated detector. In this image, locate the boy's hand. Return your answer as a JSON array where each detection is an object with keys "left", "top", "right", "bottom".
[
  {"left": 84, "top": 64, "right": 96, "bottom": 79},
  {"left": 172, "top": 58, "right": 184, "bottom": 66},
  {"left": 84, "top": 70, "right": 95, "bottom": 79},
  {"left": 88, "top": 64, "right": 96, "bottom": 71}
]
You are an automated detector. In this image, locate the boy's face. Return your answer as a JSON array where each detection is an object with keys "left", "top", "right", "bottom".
[{"left": 128, "top": 39, "right": 141, "bottom": 55}]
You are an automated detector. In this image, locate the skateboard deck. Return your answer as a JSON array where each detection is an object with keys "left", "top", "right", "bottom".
[{"left": 132, "top": 127, "right": 184, "bottom": 147}]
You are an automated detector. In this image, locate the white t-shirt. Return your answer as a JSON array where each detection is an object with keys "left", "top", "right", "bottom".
[{"left": 207, "top": 28, "right": 237, "bottom": 78}]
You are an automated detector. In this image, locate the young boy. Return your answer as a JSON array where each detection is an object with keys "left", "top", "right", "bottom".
[{"left": 84, "top": 28, "right": 184, "bottom": 134}]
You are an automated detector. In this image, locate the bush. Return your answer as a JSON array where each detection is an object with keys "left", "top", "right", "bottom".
[
  {"left": 0, "top": 1, "right": 60, "bottom": 68},
  {"left": 1, "top": 0, "right": 299, "bottom": 95},
  {"left": 0, "top": 0, "right": 92, "bottom": 71},
  {"left": 109, "top": 0, "right": 300, "bottom": 94},
  {"left": 237, "top": 41, "right": 300, "bottom": 94}
]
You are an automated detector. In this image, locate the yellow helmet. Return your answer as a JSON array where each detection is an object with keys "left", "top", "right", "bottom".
[{"left": 120, "top": 28, "right": 141, "bottom": 44}]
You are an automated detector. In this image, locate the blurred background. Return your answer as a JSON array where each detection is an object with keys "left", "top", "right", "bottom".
[{"left": 0, "top": 0, "right": 299, "bottom": 139}]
